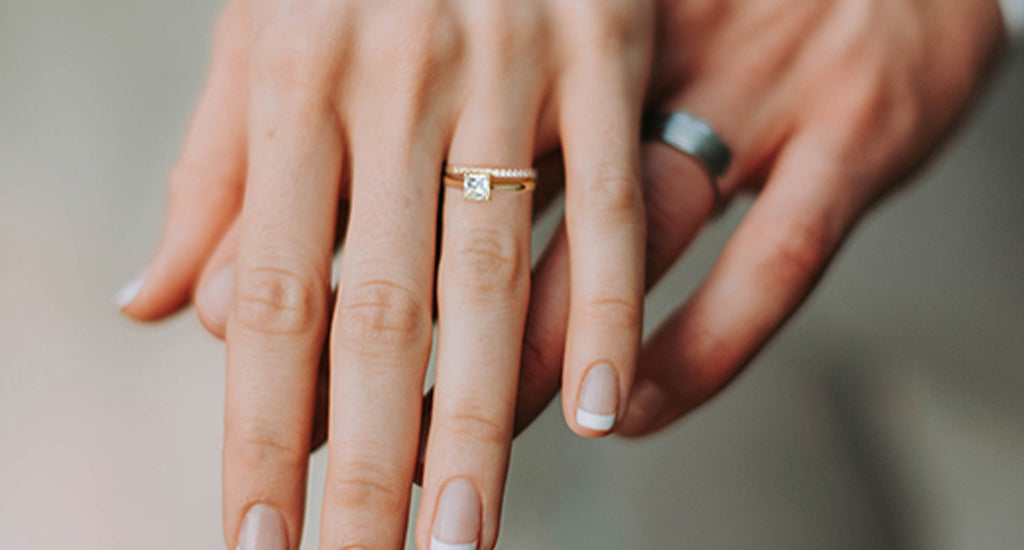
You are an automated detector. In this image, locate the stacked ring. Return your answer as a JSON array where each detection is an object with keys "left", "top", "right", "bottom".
[{"left": 443, "top": 164, "right": 538, "bottom": 202}]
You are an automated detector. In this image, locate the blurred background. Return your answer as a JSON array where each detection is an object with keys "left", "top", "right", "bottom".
[{"left": 2, "top": 1, "right": 1023, "bottom": 549}]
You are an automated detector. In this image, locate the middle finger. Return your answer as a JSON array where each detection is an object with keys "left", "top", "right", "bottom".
[{"left": 320, "top": 66, "right": 451, "bottom": 548}]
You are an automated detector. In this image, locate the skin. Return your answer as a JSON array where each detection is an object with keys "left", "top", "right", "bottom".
[
  {"left": 124, "top": 0, "right": 655, "bottom": 548},
  {"left": 120, "top": 0, "right": 1006, "bottom": 547}
]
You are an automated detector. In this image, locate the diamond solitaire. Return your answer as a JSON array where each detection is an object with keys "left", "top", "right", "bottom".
[
  {"left": 463, "top": 172, "right": 491, "bottom": 201},
  {"left": 443, "top": 164, "right": 537, "bottom": 201}
]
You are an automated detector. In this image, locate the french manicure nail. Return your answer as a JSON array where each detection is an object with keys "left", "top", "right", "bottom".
[
  {"left": 114, "top": 268, "right": 148, "bottom": 309},
  {"left": 575, "top": 362, "right": 619, "bottom": 432},
  {"left": 237, "top": 504, "right": 287, "bottom": 550},
  {"left": 431, "top": 478, "right": 480, "bottom": 550}
]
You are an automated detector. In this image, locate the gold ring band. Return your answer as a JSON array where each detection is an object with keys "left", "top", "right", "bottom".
[
  {"left": 443, "top": 164, "right": 537, "bottom": 201},
  {"left": 443, "top": 175, "right": 537, "bottom": 191}
]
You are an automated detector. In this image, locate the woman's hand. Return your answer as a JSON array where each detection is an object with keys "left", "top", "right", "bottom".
[{"left": 120, "top": 0, "right": 654, "bottom": 548}]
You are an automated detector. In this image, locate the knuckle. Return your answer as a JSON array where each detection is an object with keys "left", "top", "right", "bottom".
[
  {"left": 443, "top": 404, "right": 511, "bottom": 447},
  {"left": 233, "top": 263, "right": 326, "bottom": 336},
  {"left": 326, "top": 458, "right": 406, "bottom": 516},
  {"left": 839, "top": 65, "right": 919, "bottom": 159},
  {"left": 371, "top": 10, "right": 461, "bottom": 87},
  {"left": 589, "top": 11, "right": 630, "bottom": 49},
  {"left": 356, "top": 17, "right": 462, "bottom": 131},
  {"left": 574, "top": 3, "right": 644, "bottom": 52},
  {"left": 676, "top": 313, "right": 736, "bottom": 382},
  {"left": 759, "top": 215, "right": 835, "bottom": 287},
  {"left": 336, "top": 278, "right": 430, "bottom": 356},
  {"left": 469, "top": 4, "right": 538, "bottom": 67},
  {"left": 228, "top": 425, "right": 307, "bottom": 474},
  {"left": 581, "top": 295, "right": 642, "bottom": 331},
  {"left": 581, "top": 171, "right": 643, "bottom": 220},
  {"left": 445, "top": 227, "right": 527, "bottom": 298},
  {"left": 252, "top": 20, "right": 336, "bottom": 98},
  {"left": 848, "top": 70, "right": 892, "bottom": 126}
]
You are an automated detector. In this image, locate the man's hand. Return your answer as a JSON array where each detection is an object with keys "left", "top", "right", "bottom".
[{"left": 513, "top": 0, "right": 1006, "bottom": 436}]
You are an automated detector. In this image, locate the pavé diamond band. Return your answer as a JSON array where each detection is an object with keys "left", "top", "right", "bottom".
[{"left": 443, "top": 164, "right": 537, "bottom": 202}]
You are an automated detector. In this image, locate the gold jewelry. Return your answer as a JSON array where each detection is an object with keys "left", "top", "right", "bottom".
[{"left": 443, "top": 164, "right": 537, "bottom": 201}]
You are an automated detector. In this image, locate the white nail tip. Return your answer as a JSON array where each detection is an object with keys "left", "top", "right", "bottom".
[
  {"left": 430, "top": 537, "right": 477, "bottom": 550},
  {"left": 576, "top": 408, "right": 616, "bottom": 431},
  {"left": 114, "top": 270, "right": 147, "bottom": 308}
]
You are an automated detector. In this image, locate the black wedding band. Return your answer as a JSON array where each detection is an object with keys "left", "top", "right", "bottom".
[{"left": 643, "top": 111, "right": 732, "bottom": 209}]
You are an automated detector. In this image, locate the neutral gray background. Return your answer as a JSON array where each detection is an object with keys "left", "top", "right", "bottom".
[{"left": 1, "top": 1, "right": 1022, "bottom": 549}]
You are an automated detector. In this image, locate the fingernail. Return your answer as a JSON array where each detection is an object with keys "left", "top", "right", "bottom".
[
  {"left": 431, "top": 478, "right": 480, "bottom": 550},
  {"left": 575, "top": 362, "right": 619, "bottom": 432},
  {"left": 237, "top": 504, "right": 287, "bottom": 550},
  {"left": 114, "top": 268, "right": 148, "bottom": 309},
  {"left": 198, "top": 263, "right": 235, "bottom": 320}
]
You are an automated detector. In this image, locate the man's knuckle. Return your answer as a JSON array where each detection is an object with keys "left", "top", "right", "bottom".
[
  {"left": 760, "top": 216, "right": 834, "bottom": 286},
  {"left": 677, "top": 315, "right": 735, "bottom": 379},
  {"left": 234, "top": 263, "right": 325, "bottom": 336},
  {"left": 336, "top": 278, "right": 430, "bottom": 354}
]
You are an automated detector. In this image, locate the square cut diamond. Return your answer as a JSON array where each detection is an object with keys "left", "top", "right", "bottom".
[{"left": 463, "top": 172, "right": 491, "bottom": 201}]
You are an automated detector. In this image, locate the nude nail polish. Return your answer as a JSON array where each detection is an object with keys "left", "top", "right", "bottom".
[
  {"left": 431, "top": 478, "right": 480, "bottom": 550},
  {"left": 114, "top": 268, "right": 148, "bottom": 309},
  {"left": 237, "top": 504, "right": 286, "bottom": 550},
  {"left": 575, "top": 362, "right": 619, "bottom": 432}
]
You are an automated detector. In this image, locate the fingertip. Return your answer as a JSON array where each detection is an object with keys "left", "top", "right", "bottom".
[
  {"left": 572, "top": 410, "right": 616, "bottom": 438},
  {"left": 617, "top": 376, "right": 678, "bottom": 438},
  {"left": 236, "top": 503, "right": 287, "bottom": 550},
  {"left": 115, "top": 256, "right": 196, "bottom": 321},
  {"left": 568, "top": 362, "right": 620, "bottom": 438},
  {"left": 116, "top": 265, "right": 189, "bottom": 321},
  {"left": 114, "top": 268, "right": 149, "bottom": 312}
]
